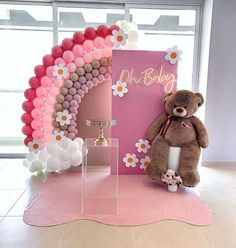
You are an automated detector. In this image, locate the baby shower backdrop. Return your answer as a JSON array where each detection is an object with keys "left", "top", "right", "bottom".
[{"left": 21, "top": 22, "right": 181, "bottom": 174}]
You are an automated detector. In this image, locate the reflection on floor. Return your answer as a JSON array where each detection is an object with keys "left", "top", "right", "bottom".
[{"left": 0, "top": 159, "right": 236, "bottom": 248}]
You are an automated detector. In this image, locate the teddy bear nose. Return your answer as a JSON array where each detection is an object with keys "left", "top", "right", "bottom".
[{"left": 176, "top": 107, "right": 184, "bottom": 113}]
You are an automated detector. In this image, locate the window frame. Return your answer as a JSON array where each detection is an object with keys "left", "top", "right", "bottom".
[{"left": 0, "top": 1, "right": 203, "bottom": 157}]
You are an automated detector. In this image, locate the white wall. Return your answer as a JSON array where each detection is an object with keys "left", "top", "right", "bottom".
[{"left": 203, "top": 0, "right": 236, "bottom": 161}]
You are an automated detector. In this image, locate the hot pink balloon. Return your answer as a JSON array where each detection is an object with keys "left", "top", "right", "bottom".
[
  {"left": 94, "top": 37, "right": 105, "bottom": 49},
  {"left": 36, "top": 87, "right": 48, "bottom": 98},
  {"left": 63, "top": 50, "right": 75, "bottom": 63},
  {"left": 32, "top": 130, "right": 44, "bottom": 140},
  {"left": 74, "top": 57, "right": 85, "bottom": 67},
  {"left": 33, "top": 97, "right": 44, "bottom": 109},
  {"left": 41, "top": 76, "right": 53, "bottom": 88},
  {"left": 92, "top": 49, "right": 102, "bottom": 60},
  {"left": 72, "top": 45, "right": 84, "bottom": 57},
  {"left": 83, "top": 53, "right": 93, "bottom": 64}
]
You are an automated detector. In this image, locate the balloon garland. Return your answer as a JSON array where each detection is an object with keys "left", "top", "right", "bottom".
[{"left": 21, "top": 21, "right": 139, "bottom": 173}]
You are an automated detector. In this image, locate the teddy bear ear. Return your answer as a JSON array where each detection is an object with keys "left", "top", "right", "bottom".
[
  {"left": 195, "top": 93, "right": 204, "bottom": 107},
  {"left": 163, "top": 92, "right": 173, "bottom": 103}
]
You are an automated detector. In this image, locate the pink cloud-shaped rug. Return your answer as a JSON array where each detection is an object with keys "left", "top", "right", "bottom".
[{"left": 24, "top": 172, "right": 212, "bottom": 227}]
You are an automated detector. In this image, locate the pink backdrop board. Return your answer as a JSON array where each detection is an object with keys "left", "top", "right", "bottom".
[
  {"left": 24, "top": 172, "right": 213, "bottom": 227},
  {"left": 112, "top": 50, "right": 177, "bottom": 174}
]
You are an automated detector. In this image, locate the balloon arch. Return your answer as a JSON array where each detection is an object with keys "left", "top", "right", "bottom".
[{"left": 21, "top": 22, "right": 140, "bottom": 172}]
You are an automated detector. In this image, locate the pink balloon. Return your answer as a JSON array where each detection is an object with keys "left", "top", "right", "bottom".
[
  {"left": 44, "top": 105, "right": 53, "bottom": 114},
  {"left": 53, "top": 79, "right": 64, "bottom": 88},
  {"left": 92, "top": 49, "right": 102, "bottom": 60},
  {"left": 55, "top": 57, "right": 66, "bottom": 66},
  {"left": 33, "top": 97, "right": 44, "bottom": 109},
  {"left": 67, "top": 62, "right": 76, "bottom": 73},
  {"left": 49, "top": 87, "right": 59, "bottom": 96},
  {"left": 46, "top": 95, "right": 55, "bottom": 105},
  {"left": 105, "top": 72, "right": 111, "bottom": 79},
  {"left": 32, "top": 130, "right": 44, "bottom": 140},
  {"left": 63, "top": 50, "right": 75, "bottom": 63},
  {"left": 98, "top": 74, "right": 105, "bottom": 82},
  {"left": 105, "top": 35, "right": 114, "bottom": 47},
  {"left": 31, "top": 120, "right": 43, "bottom": 130},
  {"left": 92, "top": 77, "right": 99, "bottom": 86},
  {"left": 43, "top": 126, "right": 53, "bottom": 134},
  {"left": 83, "top": 53, "right": 93, "bottom": 64},
  {"left": 31, "top": 109, "right": 43, "bottom": 120},
  {"left": 86, "top": 81, "right": 93, "bottom": 89},
  {"left": 41, "top": 76, "right": 53, "bottom": 88},
  {"left": 83, "top": 40, "right": 94, "bottom": 52},
  {"left": 43, "top": 115, "right": 52, "bottom": 125},
  {"left": 74, "top": 57, "right": 85, "bottom": 67},
  {"left": 81, "top": 85, "right": 88, "bottom": 93},
  {"left": 94, "top": 37, "right": 105, "bottom": 49},
  {"left": 43, "top": 55, "right": 54, "bottom": 67},
  {"left": 72, "top": 45, "right": 84, "bottom": 57},
  {"left": 46, "top": 66, "right": 54, "bottom": 77},
  {"left": 68, "top": 133, "right": 75, "bottom": 139},
  {"left": 103, "top": 47, "right": 112, "bottom": 57},
  {"left": 108, "top": 66, "right": 112, "bottom": 73},
  {"left": 36, "top": 87, "right": 48, "bottom": 98},
  {"left": 77, "top": 90, "right": 85, "bottom": 98}
]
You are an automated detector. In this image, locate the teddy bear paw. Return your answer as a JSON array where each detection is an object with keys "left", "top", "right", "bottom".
[
  {"left": 180, "top": 171, "right": 200, "bottom": 187},
  {"left": 145, "top": 165, "right": 161, "bottom": 181}
]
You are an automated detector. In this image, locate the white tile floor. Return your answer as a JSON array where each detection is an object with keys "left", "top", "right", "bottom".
[{"left": 0, "top": 159, "right": 236, "bottom": 248}]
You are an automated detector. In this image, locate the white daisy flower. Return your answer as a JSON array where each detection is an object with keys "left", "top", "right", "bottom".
[
  {"left": 28, "top": 139, "right": 43, "bottom": 154},
  {"left": 51, "top": 130, "right": 66, "bottom": 143},
  {"left": 165, "top": 46, "right": 182, "bottom": 65},
  {"left": 111, "top": 29, "right": 128, "bottom": 47},
  {"left": 140, "top": 156, "right": 151, "bottom": 170},
  {"left": 53, "top": 63, "right": 68, "bottom": 79},
  {"left": 135, "top": 139, "right": 151, "bottom": 153},
  {"left": 56, "top": 110, "right": 72, "bottom": 126},
  {"left": 123, "top": 153, "right": 139, "bottom": 168},
  {"left": 112, "top": 81, "right": 128, "bottom": 97}
]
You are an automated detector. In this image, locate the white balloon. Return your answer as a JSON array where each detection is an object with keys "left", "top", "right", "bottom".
[
  {"left": 61, "top": 160, "right": 71, "bottom": 170},
  {"left": 46, "top": 156, "right": 61, "bottom": 171},
  {"left": 70, "top": 151, "right": 82, "bottom": 166},
  {"left": 74, "top": 137, "right": 84, "bottom": 147},
  {"left": 127, "top": 30, "right": 139, "bottom": 43},
  {"left": 46, "top": 142, "right": 62, "bottom": 156},
  {"left": 26, "top": 152, "right": 35, "bottom": 162},
  {"left": 61, "top": 138, "right": 70, "bottom": 149},
  {"left": 30, "top": 160, "right": 44, "bottom": 173},
  {"left": 59, "top": 149, "right": 71, "bottom": 161},
  {"left": 69, "top": 141, "right": 79, "bottom": 152},
  {"left": 128, "top": 22, "right": 138, "bottom": 31},
  {"left": 38, "top": 150, "right": 51, "bottom": 162},
  {"left": 23, "top": 159, "right": 30, "bottom": 167}
]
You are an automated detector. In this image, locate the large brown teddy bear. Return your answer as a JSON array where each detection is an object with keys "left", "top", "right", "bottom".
[{"left": 146, "top": 90, "right": 209, "bottom": 187}]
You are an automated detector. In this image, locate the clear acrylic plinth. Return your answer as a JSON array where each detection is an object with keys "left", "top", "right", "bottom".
[{"left": 82, "top": 138, "right": 119, "bottom": 215}]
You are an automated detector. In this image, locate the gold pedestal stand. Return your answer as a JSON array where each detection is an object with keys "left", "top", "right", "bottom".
[{"left": 86, "top": 119, "right": 117, "bottom": 146}]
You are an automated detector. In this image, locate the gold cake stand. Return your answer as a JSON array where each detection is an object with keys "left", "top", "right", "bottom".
[{"left": 86, "top": 119, "right": 117, "bottom": 146}]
